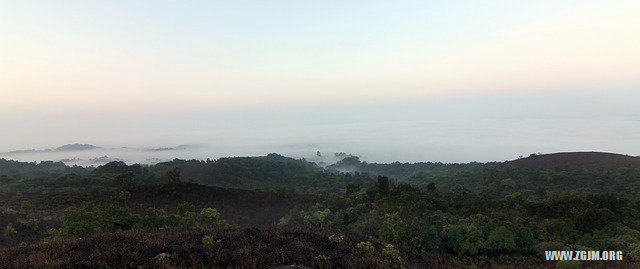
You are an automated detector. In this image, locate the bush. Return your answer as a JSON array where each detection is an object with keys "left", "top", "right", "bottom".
[
  {"left": 328, "top": 234, "right": 344, "bottom": 244},
  {"left": 302, "top": 208, "right": 331, "bottom": 227},
  {"left": 4, "top": 224, "right": 17, "bottom": 236},
  {"left": 628, "top": 243, "right": 640, "bottom": 261},
  {"left": 199, "top": 208, "right": 221, "bottom": 227},
  {"left": 55, "top": 192, "right": 141, "bottom": 239},
  {"left": 142, "top": 208, "right": 169, "bottom": 228},
  {"left": 1, "top": 207, "right": 17, "bottom": 216},
  {"left": 61, "top": 205, "right": 101, "bottom": 238},
  {"left": 99, "top": 191, "right": 140, "bottom": 232},
  {"left": 20, "top": 200, "right": 32, "bottom": 213},
  {"left": 17, "top": 218, "right": 39, "bottom": 231},
  {"left": 202, "top": 235, "right": 221, "bottom": 247},
  {"left": 443, "top": 224, "right": 484, "bottom": 255},
  {"left": 382, "top": 244, "right": 403, "bottom": 267},
  {"left": 485, "top": 226, "right": 516, "bottom": 253},
  {"left": 176, "top": 202, "right": 197, "bottom": 228},
  {"left": 356, "top": 241, "right": 376, "bottom": 254}
]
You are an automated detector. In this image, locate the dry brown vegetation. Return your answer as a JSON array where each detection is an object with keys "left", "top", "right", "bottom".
[
  {"left": 0, "top": 227, "right": 393, "bottom": 268},
  {"left": 125, "top": 183, "right": 316, "bottom": 228},
  {"left": 0, "top": 226, "right": 580, "bottom": 269},
  {"left": 506, "top": 152, "right": 640, "bottom": 171},
  {"left": 0, "top": 183, "right": 315, "bottom": 247}
]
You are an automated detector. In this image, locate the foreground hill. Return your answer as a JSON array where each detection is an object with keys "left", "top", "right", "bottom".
[
  {"left": 1, "top": 183, "right": 314, "bottom": 227},
  {"left": 0, "top": 226, "right": 563, "bottom": 269},
  {"left": 0, "top": 183, "right": 315, "bottom": 247},
  {"left": 505, "top": 152, "right": 640, "bottom": 171}
]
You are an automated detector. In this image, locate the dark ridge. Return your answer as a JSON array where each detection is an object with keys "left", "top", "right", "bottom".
[
  {"left": 2, "top": 143, "right": 98, "bottom": 155},
  {"left": 505, "top": 152, "right": 640, "bottom": 170}
]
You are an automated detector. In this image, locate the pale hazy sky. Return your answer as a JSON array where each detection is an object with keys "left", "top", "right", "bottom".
[{"left": 1, "top": 1, "right": 639, "bottom": 161}]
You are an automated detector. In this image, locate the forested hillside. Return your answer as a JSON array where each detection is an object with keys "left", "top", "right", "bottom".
[{"left": 1, "top": 152, "right": 640, "bottom": 267}]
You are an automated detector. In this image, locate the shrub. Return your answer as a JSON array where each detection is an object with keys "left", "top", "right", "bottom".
[
  {"left": 202, "top": 235, "right": 221, "bottom": 247},
  {"left": 382, "top": 244, "right": 402, "bottom": 266},
  {"left": 61, "top": 205, "right": 100, "bottom": 238},
  {"left": 20, "top": 200, "right": 32, "bottom": 213},
  {"left": 443, "top": 224, "right": 484, "bottom": 255},
  {"left": 278, "top": 208, "right": 304, "bottom": 226},
  {"left": 199, "top": 208, "right": 221, "bottom": 227},
  {"left": 314, "top": 254, "right": 331, "bottom": 267},
  {"left": 99, "top": 202, "right": 140, "bottom": 232},
  {"left": 628, "top": 243, "right": 640, "bottom": 261},
  {"left": 43, "top": 228, "right": 65, "bottom": 243},
  {"left": 356, "top": 241, "right": 376, "bottom": 254},
  {"left": 302, "top": 208, "right": 331, "bottom": 227},
  {"left": 2, "top": 207, "right": 17, "bottom": 216},
  {"left": 17, "top": 218, "right": 39, "bottom": 231},
  {"left": 98, "top": 191, "right": 140, "bottom": 232},
  {"left": 485, "top": 226, "right": 516, "bottom": 253},
  {"left": 380, "top": 212, "right": 423, "bottom": 253},
  {"left": 4, "top": 224, "right": 17, "bottom": 236},
  {"left": 142, "top": 208, "right": 169, "bottom": 228},
  {"left": 328, "top": 234, "right": 344, "bottom": 244},
  {"left": 176, "top": 202, "right": 197, "bottom": 228}
]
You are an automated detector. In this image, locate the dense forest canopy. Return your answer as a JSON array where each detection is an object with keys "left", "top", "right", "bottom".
[{"left": 2, "top": 152, "right": 639, "bottom": 197}]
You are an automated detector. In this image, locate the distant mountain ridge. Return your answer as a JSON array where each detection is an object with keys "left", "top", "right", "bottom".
[
  {"left": 54, "top": 144, "right": 99, "bottom": 151},
  {"left": 505, "top": 151, "right": 640, "bottom": 170},
  {"left": 2, "top": 143, "right": 99, "bottom": 155}
]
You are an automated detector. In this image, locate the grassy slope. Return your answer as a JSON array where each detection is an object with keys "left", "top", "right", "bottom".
[{"left": 505, "top": 152, "right": 640, "bottom": 171}]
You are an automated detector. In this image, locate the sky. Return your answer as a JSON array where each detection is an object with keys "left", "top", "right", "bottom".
[{"left": 1, "top": 1, "right": 639, "bottom": 163}]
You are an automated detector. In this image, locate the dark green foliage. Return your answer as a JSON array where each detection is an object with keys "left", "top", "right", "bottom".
[
  {"left": 382, "top": 244, "right": 402, "bottom": 267},
  {"left": 0, "top": 156, "right": 373, "bottom": 194},
  {"left": 166, "top": 167, "right": 182, "bottom": 183},
  {"left": 59, "top": 205, "right": 101, "bottom": 238},
  {"left": 47, "top": 195, "right": 233, "bottom": 241},
  {"left": 114, "top": 171, "right": 138, "bottom": 188},
  {"left": 0, "top": 159, "right": 154, "bottom": 192},
  {"left": 443, "top": 223, "right": 484, "bottom": 255},
  {"left": 328, "top": 157, "right": 640, "bottom": 198},
  {"left": 141, "top": 208, "right": 169, "bottom": 228},
  {"left": 4, "top": 224, "right": 17, "bottom": 237},
  {"left": 201, "top": 235, "right": 221, "bottom": 247},
  {"left": 280, "top": 178, "right": 640, "bottom": 260},
  {"left": 174, "top": 154, "right": 372, "bottom": 194},
  {"left": 99, "top": 191, "right": 141, "bottom": 232},
  {"left": 485, "top": 226, "right": 516, "bottom": 253},
  {"left": 1, "top": 153, "right": 640, "bottom": 266},
  {"left": 48, "top": 191, "right": 141, "bottom": 240},
  {"left": 199, "top": 208, "right": 221, "bottom": 227},
  {"left": 17, "top": 218, "right": 39, "bottom": 231},
  {"left": 19, "top": 200, "right": 32, "bottom": 213}
]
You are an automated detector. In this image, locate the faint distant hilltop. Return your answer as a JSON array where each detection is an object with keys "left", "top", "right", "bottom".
[
  {"left": 2, "top": 143, "right": 99, "bottom": 155},
  {"left": 144, "top": 144, "right": 197, "bottom": 151},
  {"left": 54, "top": 144, "right": 99, "bottom": 151}
]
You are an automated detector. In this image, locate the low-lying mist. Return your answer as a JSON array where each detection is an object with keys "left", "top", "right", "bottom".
[{"left": 2, "top": 90, "right": 638, "bottom": 166}]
